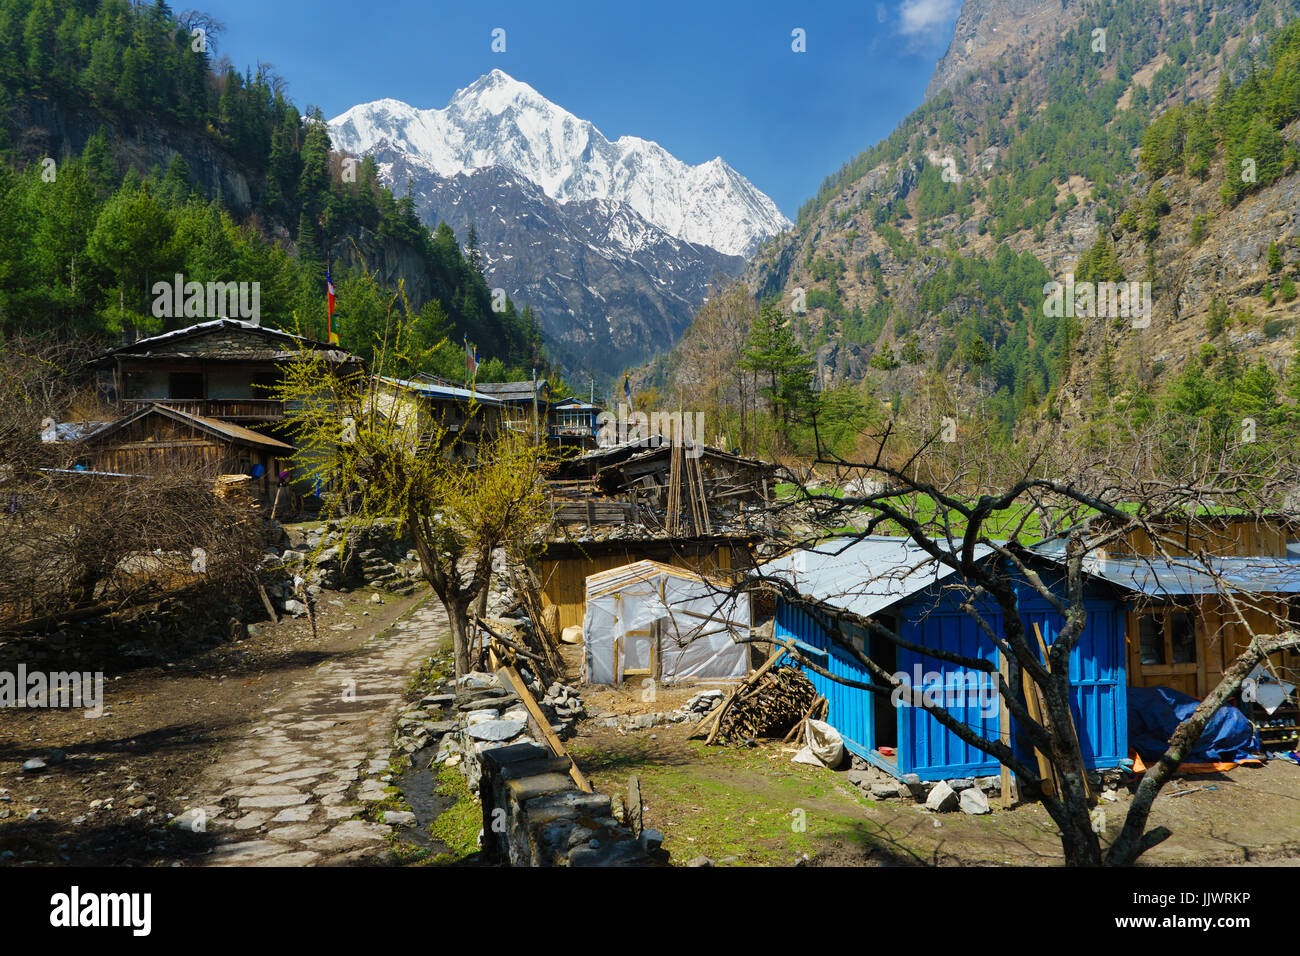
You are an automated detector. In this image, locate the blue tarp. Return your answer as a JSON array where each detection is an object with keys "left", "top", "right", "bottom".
[{"left": 1127, "top": 685, "right": 1258, "bottom": 763}]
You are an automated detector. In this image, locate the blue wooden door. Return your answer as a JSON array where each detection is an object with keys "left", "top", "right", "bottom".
[{"left": 897, "top": 610, "right": 1002, "bottom": 780}]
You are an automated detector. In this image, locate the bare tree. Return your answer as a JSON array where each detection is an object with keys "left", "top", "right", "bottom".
[
  {"left": 0, "top": 341, "right": 269, "bottom": 628},
  {"left": 749, "top": 412, "right": 1300, "bottom": 865}
]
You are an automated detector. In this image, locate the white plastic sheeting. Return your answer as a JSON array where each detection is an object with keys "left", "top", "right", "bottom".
[{"left": 582, "top": 561, "right": 750, "bottom": 685}]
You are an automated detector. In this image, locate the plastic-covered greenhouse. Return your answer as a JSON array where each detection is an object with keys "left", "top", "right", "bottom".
[{"left": 581, "top": 561, "right": 750, "bottom": 685}]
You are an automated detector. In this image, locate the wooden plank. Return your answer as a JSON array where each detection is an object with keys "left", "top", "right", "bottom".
[
  {"left": 999, "top": 651, "right": 1013, "bottom": 808},
  {"left": 499, "top": 664, "right": 593, "bottom": 793},
  {"left": 1020, "top": 666, "right": 1055, "bottom": 797}
]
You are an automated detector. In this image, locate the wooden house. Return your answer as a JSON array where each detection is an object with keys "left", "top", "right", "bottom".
[
  {"left": 371, "top": 376, "right": 505, "bottom": 458},
  {"left": 548, "top": 396, "right": 602, "bottom": 453},
  {"left": 475, "top": 379, "right": 551, "bottom": 442},
  {"left": 551, "top": 436, "right": 777, "bottom": 533},
  {"left": 79, "top": 403, "right": 295, "bottom": 506},
  {"left": 1038, "top": 515, "right": 1300, "bottom": 700},
  {"left": 89, "top": 318, "right": 365, "bottom": 429}
]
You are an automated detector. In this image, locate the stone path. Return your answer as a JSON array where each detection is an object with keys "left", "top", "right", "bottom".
[{"left": 175, "top": 597, "right": 449, "bottom": 866}]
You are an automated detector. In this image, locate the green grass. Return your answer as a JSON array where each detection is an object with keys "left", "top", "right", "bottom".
[
  {"left": 427, "top": 765, "right": 482, "bottom": 864},
  {"left": 569, "top": 738, "right": 912, "bottom": 866}
]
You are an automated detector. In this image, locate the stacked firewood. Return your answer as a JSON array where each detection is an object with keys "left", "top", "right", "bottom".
[{"left": 699, "top": 664, "right": 818, "bottom": 743}]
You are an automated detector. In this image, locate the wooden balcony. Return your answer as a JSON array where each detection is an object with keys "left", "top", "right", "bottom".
[{"left": 120, "top": 398, "right": 285, "bottom": 421}]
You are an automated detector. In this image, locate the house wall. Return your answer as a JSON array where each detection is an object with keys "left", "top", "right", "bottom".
[
  {"left": 1126, "top": 593, "right": 1297, "bottom": 699},
  {"left": 1113, "top": 518, "right": 1296, "bottom": 559},
  {"left": 774, "top": 574, "right": 1127, "bottom": 781},
  {"left": 85, "top": 416, "right": 285, "bottom": 502}
]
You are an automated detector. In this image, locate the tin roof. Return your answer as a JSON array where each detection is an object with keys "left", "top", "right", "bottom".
[
  {"left": 376, "top": 376, "right": 504, "bottom": 405},
  {"left": 1030, "top": 542, "right": 1300, "bottom": 597},
  {"left": 759, "top": 535, "right": 993, "bottom": 619}
]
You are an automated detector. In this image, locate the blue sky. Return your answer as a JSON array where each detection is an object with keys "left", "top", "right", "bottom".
[{"left": 199, "top": 0, "right": 963, "bottom": 217}]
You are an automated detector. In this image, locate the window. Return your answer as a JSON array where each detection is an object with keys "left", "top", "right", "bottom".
[
  {"left": 251, "top": 371, "right": 278, "bottom": 396},
  {"left": 1170, "top": 612, "right": 1196, "bottom": 664},
  {"left": 168, "top": 372, "right": 204, "bottom": 399},
  {"left": 1139, "top": 615, "right": 1165, "bottom": 665},
  {"left": 1138, "top": 609, "right": 1198, "bottom": 667}
]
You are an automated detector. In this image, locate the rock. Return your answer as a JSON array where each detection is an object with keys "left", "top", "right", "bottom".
[
  {"left": 369, "top": 593, "right": 384, "bottom": 605},
  {"left": 871, "top": 782, "right": 902, "bottom": 799},
  {"left": 465, "top": 719, "right": 527, "bottom": 742},
  {"left": 925, "top": 781, "right": 959, "bottom": 812},
  {"left": 901, "top": 773, "right": 927, "bottom": 799},
  {"left": 246, "top": 623, "right": 265, "bottom": 638},
  {"left": 639, "top": 827, "right": 664, "bottom": 851},
  {"left": 949, "top": 777, "right": 974, "bottom": 791},
  {"left": 846, "top": 770, "right": 874, "bottom": 788},
  {"left": 282, "top": 599, "right": 308, "bottom": 617},
  {"left": 380, "top": 810, "right": 417, "bottom": 826},
  {"left": 960, "top": 787, "right": 991, "bottom": 815},
  {"left": 21, "top": 758, "right": 46, "bottom": 773},
  {"left": 46, "top": 749, "right": 67, "bottom": 765},
  {"left": 688, "top": 855, "right": 714, "bottom": 867}
]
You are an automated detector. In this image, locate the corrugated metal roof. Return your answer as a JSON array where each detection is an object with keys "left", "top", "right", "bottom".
[
  {"left": 760, "top": 535, "right": 993, "bottom": 619},
  {"left": 43, "top": 422, "right": 112, "bottom": 442},
  {"left": 376, "top": 375, "right": 504, "bottom": 405},
  {"left": 475, "top": 379, "right": 549, "bottom": 402},
  {"left": 1031, "top": 545, "right": 1300, "bottom": 597}
]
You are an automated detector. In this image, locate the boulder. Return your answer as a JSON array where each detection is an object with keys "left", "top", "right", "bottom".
[
  {"left": 925, "top": 780, "right": 959, "bottom": 812},
  {"left": 960, "top": 787, "right": 991, "bottom": 815}
]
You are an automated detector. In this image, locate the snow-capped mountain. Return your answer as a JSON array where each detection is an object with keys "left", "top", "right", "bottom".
[
  {"left": 376, "top": 154, "right": 742, "bottom": 379},
  {"left": 329, "top": 70, "right": 790, "bottom": 258}
]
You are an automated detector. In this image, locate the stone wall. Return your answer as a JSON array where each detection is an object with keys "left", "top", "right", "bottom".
[{"left": 435, "top": 672, "right": 650, "bottom": 866}]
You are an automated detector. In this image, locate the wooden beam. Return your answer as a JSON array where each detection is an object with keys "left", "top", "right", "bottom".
[{"left": 499, "top": 664, "right": 593, "bottom": 793}]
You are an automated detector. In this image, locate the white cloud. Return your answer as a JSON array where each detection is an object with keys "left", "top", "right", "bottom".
[{"left": 898, "top": 0, "right": 961, "bottom": 38}]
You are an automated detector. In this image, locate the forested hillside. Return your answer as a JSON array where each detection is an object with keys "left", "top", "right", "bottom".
[
  {"left": 647, "top": 0, "right": 1300, "bottom": 460},
  {"left": 0, "top": 0, "right": 553, "bottom": 384}
]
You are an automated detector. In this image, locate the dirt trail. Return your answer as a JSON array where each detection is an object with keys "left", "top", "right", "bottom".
[
  {"left": 186, "top": 599, "right": 450, "bottom": 866},
  {"left": 0, "top": 590, "right": 448, "bottom": 866}
]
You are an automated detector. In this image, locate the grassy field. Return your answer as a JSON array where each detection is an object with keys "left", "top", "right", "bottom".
[{"left": 566, "top": 728, "right": 961, "bottom": 866}]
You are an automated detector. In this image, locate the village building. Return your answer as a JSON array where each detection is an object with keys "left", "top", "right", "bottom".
[
  {"left": 758, "top": 536, "right": 1130, "bottom": 781},
  {"left": 475, "top": 379, "right": 551, "bottom": 442},
  {"left": 76, "top": 403, "right": 295, "bottom": 506},
  {"left": 547, "top": 395, "right": 602, "bottom": 453},
  {"left": 371, "top": 376, "right": 505, "bottom": 458},
  {"left": 551, "top": 435, "right": 776, "bottom": 535},
  {"left": 78, "top": 319, "right": 366, "bottom": 512},
  {"left": 534, "top": 531, "right": 758, "bottom": 634},
  {"left": 88, "top": 318, "right": 365, "bottom": 434}
]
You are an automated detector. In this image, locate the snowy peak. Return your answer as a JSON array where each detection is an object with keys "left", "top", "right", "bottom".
[{"left": 329, "top": 71, "right": 790, "bottom": 257}]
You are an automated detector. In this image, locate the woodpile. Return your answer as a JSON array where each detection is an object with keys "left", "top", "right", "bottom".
[{"left": 694, "top": 647, "right": 818, "bottom": 743}]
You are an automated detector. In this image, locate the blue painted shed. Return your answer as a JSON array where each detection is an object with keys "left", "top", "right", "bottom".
[{"left": 764, "top": 537, "right": 1128, "bottom": 781}]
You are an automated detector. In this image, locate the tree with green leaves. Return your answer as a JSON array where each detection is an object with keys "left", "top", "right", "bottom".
[{"left": 738, "top": 298, "right": 815, "bottom": 439}]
